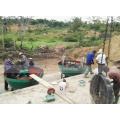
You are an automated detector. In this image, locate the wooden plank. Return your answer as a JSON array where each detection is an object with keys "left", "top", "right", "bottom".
[
  {"left": 29, "top": 74, "right": 75, "bottom": 104},
  {"left": 30, "top": 74, "right": 53, "bottom": 88}
]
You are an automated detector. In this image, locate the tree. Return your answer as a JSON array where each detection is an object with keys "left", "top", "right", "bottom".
[
  {"left": 0, "top": 16, "right": 5, "bottom": 48},
  {"left": 71, "top": 17, "right": 82, "bottom": 32},
  {"left": 4, "top": 16, "right": 17, "bottom": 49},
  {"left": 78, "top": 30, "right": 85, "bottom": 47},
  {"left": 17, "top": 16, "right": 32, "bottom": 49}
]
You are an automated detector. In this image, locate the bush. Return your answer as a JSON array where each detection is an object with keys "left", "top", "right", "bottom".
[
  {"left": 90, "top": 36, "right": 96, "bottom": 41},
  {"left": 48, "top": 39, "right": 56, "bottom": 42},
  {"left": 4, "top": 38, "right": 14, "bottom": 47},
  {"left": 17, "top": 37, "right": 21, "bottom": 41},
  {"left": 59, "top": 36, "right": 63, "bottom": 39},
  {"left": 33, "top": 28, "right": 43, "bottom": 34},
  {"left": 74, "top": 53, "right": 79, "bottom": 58},
  {"left": 28, "top": 29, "right": 33, "bottom": 33},
  {"left": 0, "top": 51, "right": 7, "bottom": 58},
  {"left": 63, "top": 34, "right": 77, "bottom": 42},
  {"left": 28, "top": 37, "right": 35, "bottom": 42},
  {"left": 53, "top": 36, "right": 58, "bottom": 38},
  {"left": 66, "top": 45, "right": 73, "bottom": 49},
  {"left": 0, "top": 38, "right": 13, "bottom": 48}
]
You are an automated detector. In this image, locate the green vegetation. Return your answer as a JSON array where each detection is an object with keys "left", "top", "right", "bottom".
[
  {"left": 66, "top": 45, "right": 74, "bottom": 49},
  {"left": 74, "top": 53, "right": 79, "bottom": 58},
  {"left": 0, "top": 16, "right": 119, "bottom": 50}
]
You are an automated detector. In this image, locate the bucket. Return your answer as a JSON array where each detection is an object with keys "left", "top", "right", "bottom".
[{"left": 79, "top": 80, "right": 86, "bottom": 86}]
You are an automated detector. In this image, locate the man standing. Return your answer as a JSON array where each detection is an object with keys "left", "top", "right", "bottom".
[
  {"left": 96, "top": 49, "right": 106, "bottom": 74},
  {"left": 84, "top": 50, "right": 96, "bottom": 78},
  {"left": 19, "top": 52, "right": 28, "bottom": 69},
  {"left": 4, "top": 57, "right": 13, "bottom": 90}
]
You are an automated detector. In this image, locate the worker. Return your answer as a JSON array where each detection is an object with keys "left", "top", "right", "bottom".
[
  {"left": 103, "top": 66, "right": 120, "bottom": 104},
  {"left": 19, "top": 52, "right": 28, "bottom": 69},
  {"left": 29, "top": 58, "right": 34, "bottom": 67},
  {"left": 96, "top": 49, "right": 106, "bottom": 74},
  {"left": 60, "top": 79, "right": 66, "bottom": 91},
  {"left": 4, "top": 56, "right": 13, "bottom": 90},
  {"left": 84, "top": 50, "right": 96, "bottom": 78},
  {"left": 61, "top": 55, "right": 67, "bottom": 66}
]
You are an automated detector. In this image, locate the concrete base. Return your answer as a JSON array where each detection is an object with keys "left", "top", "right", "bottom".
[
  {"left": 43, "top": 72, "right": 61, "bottom": 82},
  {"left": 0, "top": 72, "right": 118, "bottom": 104},
  {"left": 0, "top": 73, "right": 93, "bottom": 104},
  {"left": 0, "top": 83, "right": 12, "bottom": 94}
]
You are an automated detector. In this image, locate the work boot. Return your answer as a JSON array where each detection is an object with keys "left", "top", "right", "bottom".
[{"left": 84, "top": 71, "right": 89, "bottom": 78}]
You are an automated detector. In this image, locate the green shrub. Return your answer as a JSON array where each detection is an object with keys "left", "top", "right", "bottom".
[
  {"left": 4, "top": 38, "right": 14, "bottom": 47},
  {"left": 28, "top": 29, "right": 33, "bottom": 33},
  {"left": 48, "top": 39, "right": 56, "bottom": 42},
  {"left": 59, "top": 36, "right": 63, "bottom": 39},
  {"left": 83, "top": 42, "right": 90, "bottom": 47},
  {"left": 74, "top": 53, "right": 79, "bottom": 58},
  {"left": 33, "top": 28, "right": 43, "bottom": 34},
  {"left": 63, "top": 34, "right": 77, "bottom": 42},
  {"left": 28, "top": 37, "right": 35, "bottom": 42},
  {"left": 53, "top": 36, "right": 58, "bottom": 38},
  {"left": 17, "top": 37, "right": 21, "bottom": 41},
  {"left": 90, "top": 36, "right": 96, "bottom": 41},
  {"left": 66, "top": 45, "right": 73, "bottom": 49}
]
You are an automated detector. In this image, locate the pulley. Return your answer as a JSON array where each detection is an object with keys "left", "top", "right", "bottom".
[
  {"left": 46, "top": 88, "right": 55, "bottom": 102},
  {"left": 90, "top": 74, "right": 114, "bottom": 104}
]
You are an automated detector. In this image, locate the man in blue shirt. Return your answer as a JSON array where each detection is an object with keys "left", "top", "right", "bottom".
[
  {"left": 84, "top": 50, "right": 96, "bottom": 78},
  {"left": 29, "top": 58, "right": 34, "bottom": 67}
]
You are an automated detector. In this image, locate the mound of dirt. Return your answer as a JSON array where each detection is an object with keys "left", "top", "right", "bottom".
[
  {"left": 7, "top": 25, "right": 36, "bottom": 31},
  {"left": 98, "top": 35, "right": 120, "bottom": 61},
  {"left": 86, "top": 30, "right": 100, "bottom": 37},
  {"left": 50, "top": 44, "right": 66, "bottom": 54},
  {"left": 67, "top": 35, "right": 120, "bottom": 67},
  {"left": 67, "top": 46, "right": 98, "bottom": 60}
]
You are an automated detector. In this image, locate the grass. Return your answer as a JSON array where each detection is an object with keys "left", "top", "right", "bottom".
[
  {"left": 16, "top": 40, "right": 76, "bottom": 49},
  {"left": 0, "top": 28, "right": 74, "bottom": 50},
  {"left": 0, "top": 27, "right": 105, "bottom": 50}
]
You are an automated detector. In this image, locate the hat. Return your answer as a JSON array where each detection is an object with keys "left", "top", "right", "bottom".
[
  {"left": 97, "top": 49, "right": 103, "bottom": 54},
  {"left": 19, "top": 52, "right": 23, "bottom": 55},
  {"left": 29, "top": 58, "right": 33, "bottom": 60}
]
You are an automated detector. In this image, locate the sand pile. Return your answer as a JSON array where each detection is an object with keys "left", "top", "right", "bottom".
[
  {"left": 98, "top": 35, "right": 120, "bottom": 61},
  {"left": 86, "top": 30, "right": 100, "bottom": 37},
  {"left": 67, "top": 46, "right": 98, "bottom": 59}
]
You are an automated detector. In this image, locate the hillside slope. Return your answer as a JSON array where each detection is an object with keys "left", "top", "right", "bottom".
[
  {"left": 67, "top": 35, "right": 120, "bottom": 63},
  {"left": 98, "top": 35, "right": 120, "bottom": 61}
]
